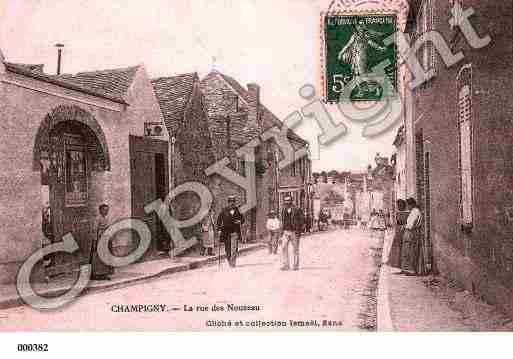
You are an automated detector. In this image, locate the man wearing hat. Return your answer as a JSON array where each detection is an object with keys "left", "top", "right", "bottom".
[
  {"left": 280, "top": 196, "right": 305, "bottom": 270},
  {"left": 216, "top": 195, "right": 245, "bottom": 267}
]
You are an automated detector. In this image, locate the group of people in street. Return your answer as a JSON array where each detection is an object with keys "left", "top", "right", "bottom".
[
  {"left": 45, "top": 194, "right": 426, "bottom": 280},
  {"left": 43, "top": 193, "right": 306, "bottom": 281},
  {"left": 317, "top": 208, "right": 331, "bottom": 231},
  {"left": 200, "top": 194, "right": 305, "bottom": 270},
  {"left": 368, "top": 209, "right": 388, "bottom": 239},
  {"left": 387, "top": 197, "right": 430, "bottom": 276}
]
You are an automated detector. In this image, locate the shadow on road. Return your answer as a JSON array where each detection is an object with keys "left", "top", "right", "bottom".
[
  {"left": 296, "top": 266, "right": 332, "bottom": 271},
  {"left": 235, "top": 263, "right": 274, "bottom": 268}
]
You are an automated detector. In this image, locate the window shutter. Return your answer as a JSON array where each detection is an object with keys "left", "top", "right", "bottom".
[
  {"left": 458, "top": 83, "right": 472, "bottom": 224},
  {"left": 430, "top": 0, "right": 437, "bottom": 76}
]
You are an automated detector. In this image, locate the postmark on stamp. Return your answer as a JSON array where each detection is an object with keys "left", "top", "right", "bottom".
[{"left": 321, "top": 12, "right": 398, "bottom": 103}]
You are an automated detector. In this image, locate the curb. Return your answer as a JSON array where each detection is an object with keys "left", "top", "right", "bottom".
[
  {"left": 0, "top": 243, "right": 267, "bottom": 310},
  {"left": 376, "top": 232, "right": 396, "bottom": 332},
  {"left": 376, "top": 264, "right": 395, "bottom": 331}
]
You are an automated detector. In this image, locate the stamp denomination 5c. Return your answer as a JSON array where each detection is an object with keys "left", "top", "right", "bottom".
[{"left": 321, "top": 11, "right": 398, "bottom": 103}]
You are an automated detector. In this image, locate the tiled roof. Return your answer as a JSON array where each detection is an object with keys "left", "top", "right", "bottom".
[
  {"left": 54, "top": 66, "right": 139, "bottom": 101},
  {"left": 261, "top": 105, "right": 308, "bottom": 145},
  {"left": 231, "top": 112, "right": 260, "bottom": 144},
  {"left": 9, "top": 63, "right": 45, "bottom": 73},
  {"left": 204, "top": 70, "right": 308, "bottom": 146},
  {"left": 214, "top": 71, "right": 252, "bottom": 104},
  {"left": 4, "top": 62, "right": 130, "bottom": 104},
  {"left": 151, "top": 73, "right": 198, "bottom": 135}
]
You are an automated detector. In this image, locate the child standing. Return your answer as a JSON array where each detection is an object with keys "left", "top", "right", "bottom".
[
  {"left": 200, "top": 211, "right": 216, "bottom": 256},
  {"left": 266, "top": 210, "right": 281, "bottom": 254}
]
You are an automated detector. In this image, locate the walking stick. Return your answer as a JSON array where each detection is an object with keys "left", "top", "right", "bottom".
[{"left": 218, "top": 231, "right": 221, "bottom": 270}]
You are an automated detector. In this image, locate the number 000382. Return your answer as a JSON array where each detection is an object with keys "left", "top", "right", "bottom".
[{"left": 17, "top": 344, "right": 49, "bottom": 352}]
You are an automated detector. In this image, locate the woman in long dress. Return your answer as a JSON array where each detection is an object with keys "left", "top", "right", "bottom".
[
  {"left": 387, "top": 199, "right": 409, "bottom": 269},
  {"left": 401, "top": 198, "right": 425, "bottom": 275},
  {"left": 90, "top": 204, "right": 114, "bottom": 280}
]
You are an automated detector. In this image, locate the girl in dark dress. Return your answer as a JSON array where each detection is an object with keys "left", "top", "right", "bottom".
[{"left": 90, "top": 204, "right": 114, "bottom": 280}]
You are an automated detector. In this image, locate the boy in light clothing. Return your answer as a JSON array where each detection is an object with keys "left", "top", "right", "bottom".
[{"left": 266, "top": 210, "right": 281, "bottom": 254}]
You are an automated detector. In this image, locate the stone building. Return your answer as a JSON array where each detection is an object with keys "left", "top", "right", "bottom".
[
  {"left": 405, "top": 0, "right": 513, "bottom": 313},
  {"left": 0, "top": 53, "right": 171, "bottom": 283},
  {"left": 200, "top": 70, "right": 311, "bottom": 240},
  {"left": 151, "top": 73, "right": 216, "bottom": 243}
]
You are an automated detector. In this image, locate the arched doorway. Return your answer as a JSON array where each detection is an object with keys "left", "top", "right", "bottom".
[{"left": 34, "top": 105, "right": 110, "bottom": 272}]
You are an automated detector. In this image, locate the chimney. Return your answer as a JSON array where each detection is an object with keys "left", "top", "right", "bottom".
[
  {"left": 246, "top": 83, "right": 260, "bottom": 127},
  {"left": 55, "top": 43, "right": 64, "bottom": 75}
]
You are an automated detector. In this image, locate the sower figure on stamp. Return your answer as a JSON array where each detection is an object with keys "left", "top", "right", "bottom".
[
  {"left": 216, "top": 195, "right": 245, "bottom": 267},
  {"left": 280, "top": 196, "right": 305, "bottom": 271},
  {"left": 337, "top": 23, "right": 387, "bottom": 77}
]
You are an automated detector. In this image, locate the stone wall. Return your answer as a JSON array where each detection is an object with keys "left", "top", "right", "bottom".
[{"left": 411, "top": 0, "right": 513, "bottom": 314}]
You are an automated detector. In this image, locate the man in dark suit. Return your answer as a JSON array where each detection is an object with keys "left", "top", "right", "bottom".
[
  {"left": 216, "top": 195, "right": 245, "bottom": 267},
  {"left": 280, "top": 196, "right": 305, "bottom": 271}
]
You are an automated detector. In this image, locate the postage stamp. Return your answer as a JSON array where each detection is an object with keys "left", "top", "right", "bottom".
[{"left": 321, "top": 11, "right": 398, "bottom": 103}]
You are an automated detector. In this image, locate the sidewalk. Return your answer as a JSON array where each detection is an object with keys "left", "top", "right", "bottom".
[
  {"left": 0, "top": 242, "right": 266, "bottom": 310},
  {"left": 377, "top": 232, "right": 513, "bottom": 331}
]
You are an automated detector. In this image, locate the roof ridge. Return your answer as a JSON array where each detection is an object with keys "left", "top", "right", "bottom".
[
  {"left": 73, "top": 65, "right": 140, "bottom": 77},
  {"left": 4, "top": 62, "right": 127, "bottom": 104},
  {"left": 151, "top": 72, "right": 197, "bottom": 83}
]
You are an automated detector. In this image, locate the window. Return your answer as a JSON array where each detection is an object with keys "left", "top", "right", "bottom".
[
  {"left": 450, "top": 0, "right": 464, "bottom": 30},
  {"left": 417, "top": 0, "right": 437, "bottom": 88},
  {"left": 64, "top": 134, "right": 88, "bottom": 207},
  {"left": 457, "top": 65, "right": 473, "bottom": 225},
  {"left": 237, "top": 157, "right": 246, "bottom": 176}
]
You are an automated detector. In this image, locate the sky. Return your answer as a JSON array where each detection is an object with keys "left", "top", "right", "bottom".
[{"left": 0, "top": 0, "right": 407, "bottom": 172}]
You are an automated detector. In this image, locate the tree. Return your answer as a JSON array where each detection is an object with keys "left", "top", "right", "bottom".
[
  {"left": 320, "top": 171, "right": 328, "bottom": 183},
  {"left": 328, "top": 170, "right": 339, "bottom": 178}
]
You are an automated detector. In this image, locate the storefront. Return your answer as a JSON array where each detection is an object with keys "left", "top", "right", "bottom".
[
  {"left": 35, "top": 107, "right": 112, "bottom": 273},
  {"left": 0, "top": 60, "right": 168, "bottom": 283}
]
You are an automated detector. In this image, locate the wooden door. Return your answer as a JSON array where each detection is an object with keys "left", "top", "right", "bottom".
[
  {"left": 49, "top": 133, "right": 92, "bottom": 270},
  {"left": 131, "top": 151, "right": 157, "bottom": 242},
  {"left": 130, "top": 136, "right": 170, "bottom": 256}
]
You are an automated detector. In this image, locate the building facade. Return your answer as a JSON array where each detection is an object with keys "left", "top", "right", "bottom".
[
  {"left": 200, "top": 71, "right": 312, "bottom": 241},
  {"left": 0, "top": 48, "right": 312, "bottom": 284},
  {"left": 0, "top": 57, "right": 171, "bottom": 283},
  {"left": 405, "top": 0, "right": 513, "bottom": 313}
]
